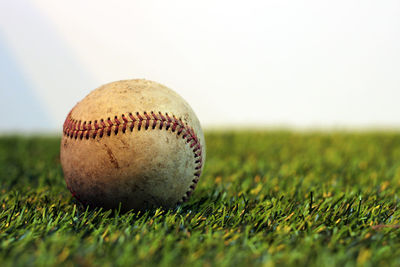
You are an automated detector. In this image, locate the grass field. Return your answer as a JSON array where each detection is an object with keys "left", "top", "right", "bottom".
[{"left": 1, "top": 131, "right": 400, "bottom": 266}]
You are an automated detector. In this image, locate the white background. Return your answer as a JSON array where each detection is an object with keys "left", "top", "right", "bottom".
[{"left": 1, "top": 0, "right": 399, "bottom": 131}]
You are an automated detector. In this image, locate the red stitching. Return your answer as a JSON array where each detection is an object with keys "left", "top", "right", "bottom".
[
  {"left": 150, "top": 112, "right": 157, "bottom": 129},
  {"left": 158, "top": 112, "right": 166, "bottom": 121},
  {"left": 114, "top": 116, "right": 121, "bottom": 125},
  {"left": 144, "top": 112, "right": 151, "bottom": 129},
  {"left": 171, "top": 116, "right": 179, "bottom": 132},
  {"left": 149, "top": 111, "right": 156, "bottom": 119},
  {"left": 195, "top": 150, "right": 202, "bottom": 158},
  {"left": 122, "top": 114, "right": 129, "bottom": 123},
  {"left": 165, "top": 113, "right": 172, "bottom": 130},
  {"left": 136, "top": 112, "right": 143, "bottom": 130},
  {"left": 63, "top": 111, "right": 204, "bottom": 204},
  {"left": 136, "top": 112, "right": 143, "bottom": 121},
  {"left": 128, "top": 113, "right": 136, "bottom": 122}
]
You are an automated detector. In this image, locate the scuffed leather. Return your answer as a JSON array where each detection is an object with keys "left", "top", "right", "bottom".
[{"left": 60, "top": 79, "right": 205, "bottom": 211}]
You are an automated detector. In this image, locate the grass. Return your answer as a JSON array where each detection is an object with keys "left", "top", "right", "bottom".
[{"left": 1, "top": 131, "right": 400, "bottom": 266}]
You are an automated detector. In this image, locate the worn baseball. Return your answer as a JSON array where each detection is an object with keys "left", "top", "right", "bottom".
[{"left": 60, "top": 79, "right": 205, "bottom": 211}]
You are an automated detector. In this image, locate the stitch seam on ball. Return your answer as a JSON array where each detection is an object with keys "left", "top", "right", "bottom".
[{"left": 63, "top": 111, "right": 203, "bottom": 205}]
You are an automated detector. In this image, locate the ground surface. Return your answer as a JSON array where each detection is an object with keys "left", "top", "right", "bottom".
[{"left": 1, "top": 132, "right": 400, "bottom": 266}]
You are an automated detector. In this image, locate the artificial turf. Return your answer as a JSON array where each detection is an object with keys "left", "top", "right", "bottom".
[{"left": 1, "top": 131, "right": 400, "bottom": 266}]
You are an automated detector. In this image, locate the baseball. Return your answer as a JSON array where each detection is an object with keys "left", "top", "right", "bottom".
[{"left": 60, "top": 79, "right": 206, "bottom": 211}]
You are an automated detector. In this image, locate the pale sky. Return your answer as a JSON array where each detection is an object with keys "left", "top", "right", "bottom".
[{"left": 1, "top": 0, "right": 400, "bottom": 131}]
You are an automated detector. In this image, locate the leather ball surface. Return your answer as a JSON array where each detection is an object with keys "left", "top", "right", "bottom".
[{"left": 60, "top": 79, "right": 205, "bottom": 211}]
